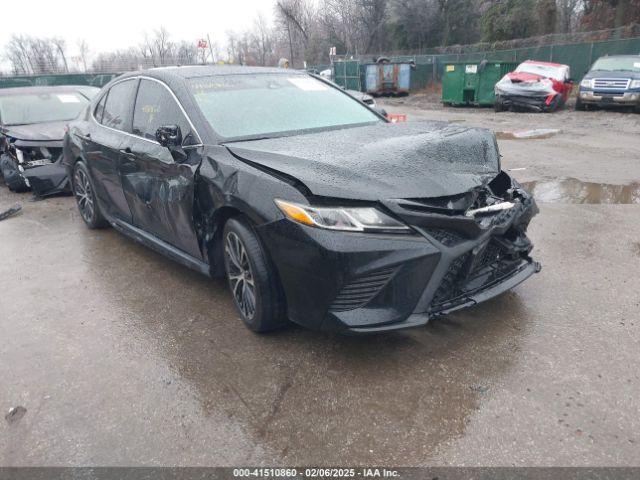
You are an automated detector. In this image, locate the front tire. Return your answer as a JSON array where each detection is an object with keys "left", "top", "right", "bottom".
[
  {"left": 72, "top": 161, "right": 108, "bottom": 229},
  {"left": 575, "top": 97, "right": 586, "bottom": 111},
  {"left": 0, "top": 154, "right": 29, "bottom": 192},
  {"left": 223, "top": 217, "right": 287, "bottom": 332}
]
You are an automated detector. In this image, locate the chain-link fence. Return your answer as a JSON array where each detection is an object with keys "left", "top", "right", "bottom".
[
  {"left": 2, "top": 25, "right": 640, "bottom": 92},
  {"left": 326, "top": 25, "right": 640, "bottom": 92}
]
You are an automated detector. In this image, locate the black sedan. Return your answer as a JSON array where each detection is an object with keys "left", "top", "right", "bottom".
[
  {"left": 63, "top": 66, "right": 539, "bottom": 334},
  {"left": 0, "top": 85, "right": 99, "bottom": 195}
]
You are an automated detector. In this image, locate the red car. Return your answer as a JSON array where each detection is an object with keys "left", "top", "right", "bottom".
[{"left": 494, "top": 60, "right": 573, "bottom": 112}]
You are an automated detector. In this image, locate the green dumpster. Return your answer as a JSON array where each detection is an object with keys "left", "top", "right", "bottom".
[
  {"left": 332, "top": 60, "right": 362, "bottom": 91},
  {"left": 442, "top": 61, "right": 517, "bottom": 106}
]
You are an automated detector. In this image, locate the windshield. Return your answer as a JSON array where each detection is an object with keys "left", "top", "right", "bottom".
[
  {"left": 188, "top": 74, "right": 381, "bottom": 140},
  {"left": 0, "top": 91, "right": 89, "bottom": 126},
  {"left": 591, "top": 57, "right": 640, "bottom": 72},
  {"left": 515, "top": 62, "right": 568, "bottom": 80}
]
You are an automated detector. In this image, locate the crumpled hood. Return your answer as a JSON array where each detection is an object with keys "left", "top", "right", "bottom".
[
  {"left": 496, "top": 73, "right": 556, "bottom": 97},
  {"left": 2, "top": 120, "right": 67, "bottom": 142},
  {"left": 224, "top": 121, "right": 500, "bottom": 200}
]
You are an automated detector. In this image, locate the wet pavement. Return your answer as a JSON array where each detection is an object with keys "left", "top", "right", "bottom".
[
  {"left": 2, "top": 108, "right": 640, "bottom": 466},
  {"left": 495, "top": 128, "right": 561, "bottom": 140},
  {"left": 522, "top": 178, "right": 640, "bottom": 204}
]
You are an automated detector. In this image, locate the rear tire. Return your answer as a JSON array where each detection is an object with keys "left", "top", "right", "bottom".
[
  {"left": 223, "top": 217, "right": 287, "bottom": 332},
  {"left": 72, "top": 161, "right": 108, "bottom": 229}
]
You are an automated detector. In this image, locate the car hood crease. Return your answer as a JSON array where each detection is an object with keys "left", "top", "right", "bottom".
[{"left": 224, "top": 121, "right": 501, "bottom": 201}]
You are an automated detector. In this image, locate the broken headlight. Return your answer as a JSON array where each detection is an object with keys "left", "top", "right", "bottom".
[{"left": 275, "top": 199, "right": 411, "bottom": 233}]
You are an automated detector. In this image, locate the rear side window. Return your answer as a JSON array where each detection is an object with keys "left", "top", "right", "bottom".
[
  {"left": 101, "top": 79, "right": 137, "bottom": 132},
  {"left": 132, "top": 79, "right": 196, "bottom": 145}
]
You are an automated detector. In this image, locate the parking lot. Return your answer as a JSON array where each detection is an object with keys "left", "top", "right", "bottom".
[{"left": 1, "top": 101, "right": 639, "bottom": 466}]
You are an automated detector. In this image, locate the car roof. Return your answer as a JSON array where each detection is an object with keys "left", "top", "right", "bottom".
[
  {"left": 119, "top": 65, "right": 305, "bottom": 81},
  {"left": 0, "top": 85, "right": 93, "bottom": 96},
  {"left": 522, "top": 60, "right": 568, "bottom": 68}
]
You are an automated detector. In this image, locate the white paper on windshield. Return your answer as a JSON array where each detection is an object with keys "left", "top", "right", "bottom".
[
  {"left": 288, "top": 77, "right": 328, "bottom": 91},
  {"left": 57, "top": 94, "right": 80, "bottom": 103},
  {"left": 634, "top": 62, "right": 640, "bottom": 69}
]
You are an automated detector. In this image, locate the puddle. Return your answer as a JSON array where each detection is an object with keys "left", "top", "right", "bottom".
[
  {"left": 521, "top": 178, "right": 640, "bottom": 204},
  {"left": 496, "top": 128, "right": 560, "bottom": 140}
]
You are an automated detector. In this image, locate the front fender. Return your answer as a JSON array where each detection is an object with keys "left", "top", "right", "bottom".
[{"left": 194, "top": 145, "right": 308, "bottom": 272}]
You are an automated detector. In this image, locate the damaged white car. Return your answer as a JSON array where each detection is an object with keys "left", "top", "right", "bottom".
[{"left": 494, "top": 60, "right": 573, "bottom": 112}]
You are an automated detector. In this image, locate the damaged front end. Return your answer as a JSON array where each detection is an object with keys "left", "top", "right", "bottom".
[
  {"left": 261, "top": 169, "right": 539, "bottom": 334},
  {"left": 0, "top": 136, "right": 70, "bottom": 196},
  {"left": 382, "top": 171, "right": 539, "bottom": 321},
  {"left": 494, "top": 61, "right": 571, "bottom": 112}
]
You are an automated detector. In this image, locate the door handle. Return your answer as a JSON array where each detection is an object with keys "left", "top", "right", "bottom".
[
  {"left": 119, "top": 148, "right": 136, "bottom": 159},
  {"left": 75, "top": 132, "right": 91, "bottom": 141}
]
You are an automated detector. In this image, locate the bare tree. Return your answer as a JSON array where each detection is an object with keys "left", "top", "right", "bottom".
[
  {"left": 253, "top": 13, "right": 273, "bottom": 66},
  {"left": 51, "top": 37, "right": 69, "bottom": 73},
  {"left": 276, "top": 0, "right": 318, "bottom": 65},
  {"left": 153, "top": 27, "right": 173, "bottom": 66},
  {"left": 5, "top": 35, "right": 34, "bottom": 74},
  {"left": 3, "top": 35, "right": 69, "bottom": 74},
  {"left": 556, "top": 0, "right": 583, "bottom": 32},
  {"left": 175, "top": 41, "right": 197, "bottom": 65},
  {"left": 77, "top": 39, "right": 90, "bottom": 72}
]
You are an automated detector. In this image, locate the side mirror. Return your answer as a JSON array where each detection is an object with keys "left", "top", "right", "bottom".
[
  {"left": 156, "top": 125, "right": 182, "bottom": 148},
  {"left": 374, "top": 106, "right": 388, "bottom": 117}
]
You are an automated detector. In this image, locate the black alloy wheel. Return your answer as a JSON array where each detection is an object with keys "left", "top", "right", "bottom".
[
  {"left": 223, "top": 217, "right": 287, "bottom": 332},
  {"left": 73, "top": 162, "right": 108, "bottom": 229},
  {"left": 225, "top": 230, "right": 257, "bottom": 320}
]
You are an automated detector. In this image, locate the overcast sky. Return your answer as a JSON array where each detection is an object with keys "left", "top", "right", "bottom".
[{"left": 0, "top": 0, "right": 276, "bottom": 68}]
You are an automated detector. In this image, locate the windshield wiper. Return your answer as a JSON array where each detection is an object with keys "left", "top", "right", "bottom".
[{"left": 223, "top": 135, "right": 275, "bottom": 144}]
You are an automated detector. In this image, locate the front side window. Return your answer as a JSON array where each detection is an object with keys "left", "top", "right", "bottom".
[
  {"left": 133, "top": 79, "right": 195, "bottom": 145},
  {"left": 188, "top": 74, "right": 381, "bottom": 140},
  {"left": 0, "top": 91, "right": 89, "bottom": 126},
  {"left": 94, "top": 93, "right": 107, "bottom": 123},
  {"left": 101, "top": 79, "right": 137, "bottom": 132}
]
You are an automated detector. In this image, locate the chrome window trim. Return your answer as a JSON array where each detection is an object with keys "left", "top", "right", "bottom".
[{"left": 90, "top": 75, "right": 204, "bottom": 148}]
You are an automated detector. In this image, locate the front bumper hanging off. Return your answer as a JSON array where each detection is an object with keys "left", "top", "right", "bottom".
[
  {"left": 496, "top": 93, "right": 560, "bottom": 112},
  {"left": 0, "top": 141, "right": 71, "bottom": 196}
]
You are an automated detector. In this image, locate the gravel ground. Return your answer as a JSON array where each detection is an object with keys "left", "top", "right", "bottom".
[{"left": 1, "top": 99, "right": 639, "bottom": 466}]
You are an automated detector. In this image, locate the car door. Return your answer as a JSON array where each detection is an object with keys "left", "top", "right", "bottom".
[
  {"left": 85, "top": 79, "right": 138, "bottom": 222},
  {"left": 119, "top": 78, "right": 203, "bottom": 260}
]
